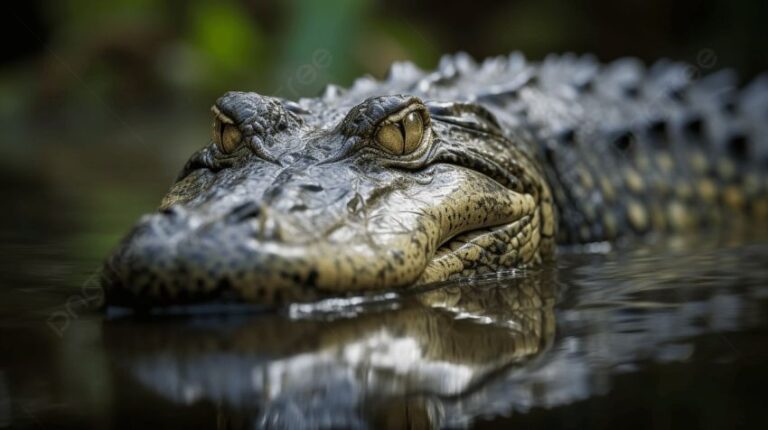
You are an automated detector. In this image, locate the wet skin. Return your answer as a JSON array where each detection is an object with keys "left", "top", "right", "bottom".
[{"left": 103, "top": 53, "right": 768, "bottom": 308}]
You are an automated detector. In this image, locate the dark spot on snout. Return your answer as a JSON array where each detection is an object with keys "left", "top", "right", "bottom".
[
  {"left": 300, "top": 184, "right": 324, "bottom": 192},
  {"left": 228, "top": 201, "right": 261, "bottom": 222}
]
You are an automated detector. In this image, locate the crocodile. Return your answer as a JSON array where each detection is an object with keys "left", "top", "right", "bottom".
[{"left": 102, "top": 52, "right": 768, "bottom": 308}]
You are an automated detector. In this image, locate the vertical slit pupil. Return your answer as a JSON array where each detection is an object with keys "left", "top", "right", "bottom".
[{"left": 396, "top": 122, "right": 406, "bottom": 154}]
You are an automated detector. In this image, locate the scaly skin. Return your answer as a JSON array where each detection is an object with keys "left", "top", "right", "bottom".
[{"left": 102, "top": 52, "right": 768, "bottom": 308}]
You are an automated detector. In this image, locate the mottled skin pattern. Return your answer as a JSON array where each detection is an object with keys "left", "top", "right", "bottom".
[{"left": 103, "top": 52, "right": 768, "bottom": 308}]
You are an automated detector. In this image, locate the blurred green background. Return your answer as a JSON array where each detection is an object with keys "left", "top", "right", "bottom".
[
  {"left": 1, "top": 0, "right": 766, "bottom": 260},
  {"left": 4, "top": 0, "right": 767, "bottom": 126}
]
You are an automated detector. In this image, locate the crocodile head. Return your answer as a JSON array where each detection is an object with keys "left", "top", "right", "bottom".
[{"left": 103, "top": 91, "right": 555, "bottom": 307}]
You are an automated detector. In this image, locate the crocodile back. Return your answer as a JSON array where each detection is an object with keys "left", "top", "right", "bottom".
[
  {"left": 504, "top": 55, "right": 768, "bottom": 243},
  {"left": 302, "top": 52, "right": 768, "bottom": 244}
]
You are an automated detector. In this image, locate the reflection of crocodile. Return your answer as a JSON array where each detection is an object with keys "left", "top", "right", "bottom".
[
  {"left": 105, "top": 276, "right": 557, "bottom": 428},
  {"left": 103, "top": 53, "right": 768, "bottom": 307}
]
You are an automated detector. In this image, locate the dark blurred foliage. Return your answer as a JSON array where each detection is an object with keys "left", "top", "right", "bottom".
[{"left": 2, "top": 0, "right": 766, "bottom": 121}]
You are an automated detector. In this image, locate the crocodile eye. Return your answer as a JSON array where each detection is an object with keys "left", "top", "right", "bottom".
[
  {"left": 375, "top": 111, "right": 426, "bottom": 155},
  {"left": 211, "top": 115, "right": 242, "bottom": 154}
]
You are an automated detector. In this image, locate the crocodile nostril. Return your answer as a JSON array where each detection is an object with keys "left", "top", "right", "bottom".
[{"left": 228, "top": 201, "right": 262, "bottom": 222}]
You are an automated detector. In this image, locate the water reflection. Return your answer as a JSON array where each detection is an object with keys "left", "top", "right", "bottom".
[
  {"left": 102, "top": 240, "right": 768, "bottom": 429},
  {"left": 105, "top": 275, "right": 558, "bottom": 428}
]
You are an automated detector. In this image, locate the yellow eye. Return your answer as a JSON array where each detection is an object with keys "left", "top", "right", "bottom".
[
  {"left": 375, "top": 111, "right": 426, "bottom": 155},
  {"left": 375, "top": 123, "right": 404, "bottom": 154},
  {"left": 212, "top": 116, "right": 242, "bottom": 154}
]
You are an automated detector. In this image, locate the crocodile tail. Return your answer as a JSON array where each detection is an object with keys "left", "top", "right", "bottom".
[{"left": 515, "top": 55, "right": 768, "bottom": 244}]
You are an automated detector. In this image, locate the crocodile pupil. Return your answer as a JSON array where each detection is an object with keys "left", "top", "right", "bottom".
[{"left": 403, "top": 112, "right": 423, "bottom": 154}]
